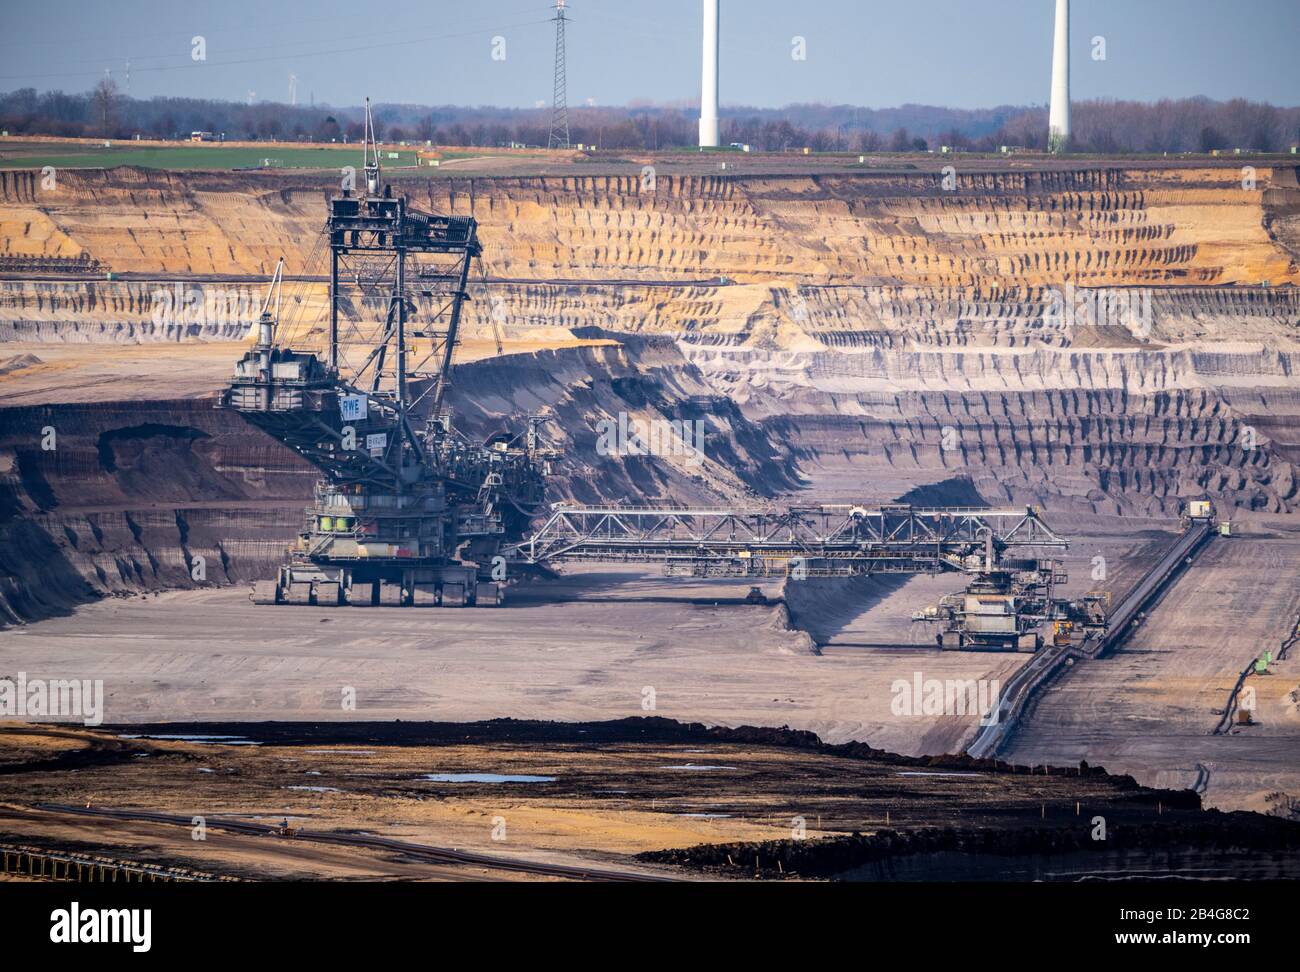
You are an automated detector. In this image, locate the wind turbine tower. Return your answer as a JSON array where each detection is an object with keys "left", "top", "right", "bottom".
[
  {"left": 1048, "top": 0, "right": 1070, "bottom": 152},
  {"left": 698, "top": 0, "right": 720, "bottom": 147}
]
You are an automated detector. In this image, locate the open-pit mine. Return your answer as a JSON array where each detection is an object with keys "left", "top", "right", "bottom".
[{"left": 1, "top": 152, "right": 1299, "bottom": 882}]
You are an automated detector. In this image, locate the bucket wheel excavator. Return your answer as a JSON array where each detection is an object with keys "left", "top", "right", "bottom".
[{"left": 220, "top": 99, "right": 549, "bottom": 608}]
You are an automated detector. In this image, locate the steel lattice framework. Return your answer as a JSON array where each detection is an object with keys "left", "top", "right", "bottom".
[
  {"left": 547, "top": 1, "right": 570, "bottom": 149},
  {"left": 225, "top": 99, "right": 486, "bottom": 494},
  {"left": 512, "top": 504, "right": 1068, "bottom": 577}
]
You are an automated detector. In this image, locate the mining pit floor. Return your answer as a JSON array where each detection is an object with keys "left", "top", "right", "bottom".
[
  {"left": 1, "top": 519, "right": 1296, "bottom": 847},
  {"left": 0, "top": 521, "right": 1207, "bottom": 759}
]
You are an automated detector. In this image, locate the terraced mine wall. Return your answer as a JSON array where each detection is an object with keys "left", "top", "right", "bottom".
[
  {"left": 3, "top": 165, "right": 1297, "bottom": 285},
  {"left": 0, "top": 399, "right": 315, "bottom": 623},
  {"left": 1, "top": 163, "right": 1298, "bottom": 619}
]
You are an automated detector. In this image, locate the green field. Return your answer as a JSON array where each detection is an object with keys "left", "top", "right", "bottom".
[{"left": 0, "top": 140, "right": 420, "bottom": 171}]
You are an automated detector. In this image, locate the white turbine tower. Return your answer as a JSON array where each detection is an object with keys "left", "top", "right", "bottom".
[
  {"left": 698, "top": 0, "right": 719, "bottom": 148},
  {"left": 288, "top": 73, "right": 298, "bottom": 106},
  {"left": 1048, "top": 0, "right": 1071, "bottom": 152}
]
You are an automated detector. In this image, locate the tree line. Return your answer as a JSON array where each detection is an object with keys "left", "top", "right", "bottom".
[{"left": 1, "top": 83, "right": 1296, "bottom": 155}]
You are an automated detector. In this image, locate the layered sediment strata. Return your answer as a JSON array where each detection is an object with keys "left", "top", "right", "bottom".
[
  {"left": 0, "top": 400, "right": 317, "bottom": 623},
  {"left": 3, "top": 164, "right": 1297, "bottom": 284},
  {"left": 0, "top": 278, "right": 254, "bottom": 343}
]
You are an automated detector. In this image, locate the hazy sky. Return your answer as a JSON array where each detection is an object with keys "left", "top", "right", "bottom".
[{"left": 1, "top": 0, "right": 1296, "bottom": 110}]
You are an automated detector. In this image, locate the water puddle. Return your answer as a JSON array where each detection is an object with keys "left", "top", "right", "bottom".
[
  {"left": 286, "top": 785, "right": 341, "bottom": 793},
  {"left": 422, "top": 773, "right": 556, "bottom": 784},
  {"left": 897, "top": 771, "right": 980, "bottom": 778},
  {"left": 119, "top": 733, "right": 260, "bottom": 746}
]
